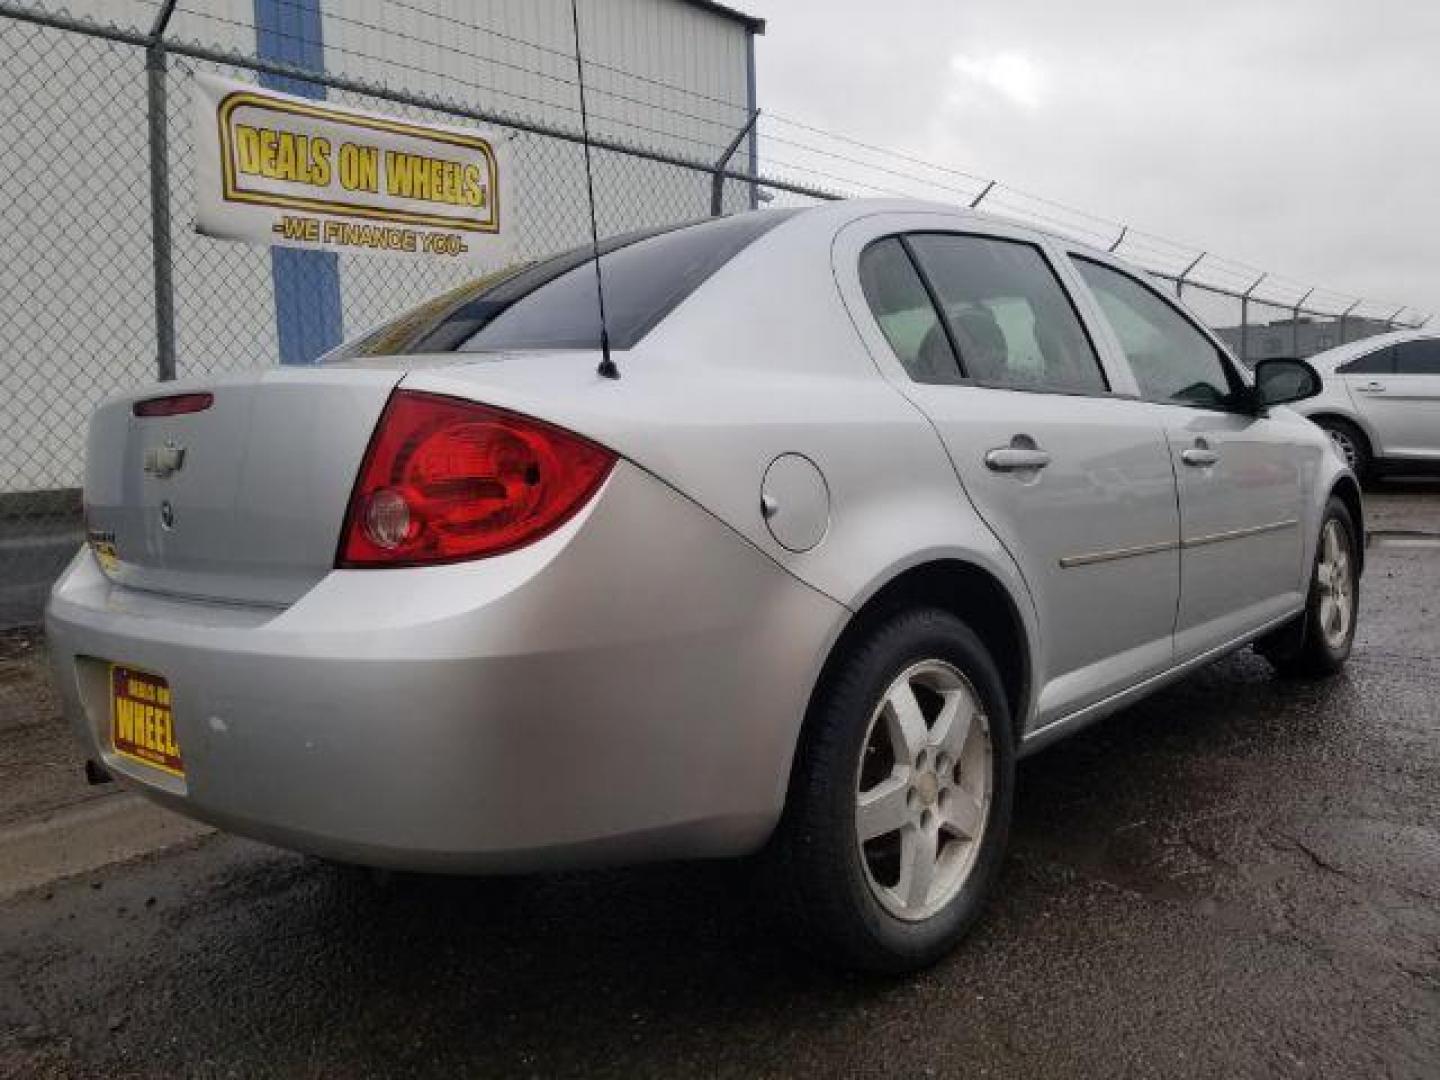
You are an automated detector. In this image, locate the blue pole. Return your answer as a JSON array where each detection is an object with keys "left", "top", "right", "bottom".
[{"left": 253, "top": 0, "right": 343, "bottom": 364}]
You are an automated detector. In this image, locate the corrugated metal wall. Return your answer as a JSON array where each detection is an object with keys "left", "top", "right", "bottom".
[
  {"left": 309, "top": 0, "right": 757, "bottom": 347},
  {"left": 320, "top": 0, "right": 752, "bottom": 150}
]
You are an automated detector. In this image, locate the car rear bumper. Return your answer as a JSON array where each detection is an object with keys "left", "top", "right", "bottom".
[{"left": 46, "top": 462, "right": 844, "bottom": 872}]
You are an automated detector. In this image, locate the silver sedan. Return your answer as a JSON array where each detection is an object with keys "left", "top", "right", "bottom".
[{"left": 48, "top": 200, "right": 1362, "bottom": 972}]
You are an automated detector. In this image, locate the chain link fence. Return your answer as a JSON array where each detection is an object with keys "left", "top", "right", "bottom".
[
  {"left": 0, "top": 1, "right": 1427, "bottom": 626},
  {"left": 0, "top": 0, "right": 817, "bottom": 626}
]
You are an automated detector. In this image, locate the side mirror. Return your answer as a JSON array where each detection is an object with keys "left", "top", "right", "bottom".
[{"left": 1250, "top": 358, "right": 1322, "bottom": 411}]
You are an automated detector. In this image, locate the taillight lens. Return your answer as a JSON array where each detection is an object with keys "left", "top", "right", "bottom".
[
  {"left": 133, "top": 392, "right": 213, "bottom": 417},
  {"left": 338, "top": 391, "right": 616, "bottom": 567}
]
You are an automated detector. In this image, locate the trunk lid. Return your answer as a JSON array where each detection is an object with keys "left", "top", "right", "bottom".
[{"left": 84, "top": 366, "right": 401, "bottom": 606}]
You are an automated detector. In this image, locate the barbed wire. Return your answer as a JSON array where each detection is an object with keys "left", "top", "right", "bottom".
[
  {"left": 757, "top": 114, "right": 1421, "bottom": 320},
  {"left": 1, "top": 0, "right": 1426, "bottom": 324}
]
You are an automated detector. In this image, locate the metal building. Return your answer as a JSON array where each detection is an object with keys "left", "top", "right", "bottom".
[
  {"left": 0, "top": 0, "right": 763, "bottom": 625},
  {"left": 3, "top": 0, "right": 763, "bottom": 493}
]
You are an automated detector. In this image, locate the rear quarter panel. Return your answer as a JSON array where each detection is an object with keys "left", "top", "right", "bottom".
[{"left": 401, "top": 208, "right": 1042, "bottom": 720}]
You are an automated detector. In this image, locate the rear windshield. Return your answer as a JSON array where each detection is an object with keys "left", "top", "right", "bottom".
[{"left": 325, "top": 210, "right": 796, "bottom": 360}]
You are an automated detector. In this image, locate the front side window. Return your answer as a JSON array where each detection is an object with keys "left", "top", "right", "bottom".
[
  {"left": 906, "top": 234, "right": 1108, "bottom": 394},
  {"left": 1337, "top": 347, "right": 1394, "bottom": 375},
  {"left": 1392, "top": 338, "right": 1440, "bottom": 375},
  {"left": 1074, "top": 256, "right": 1237, "bottom": 408}
]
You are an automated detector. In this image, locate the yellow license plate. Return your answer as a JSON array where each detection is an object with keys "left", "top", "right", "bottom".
[{"left": 110, "top": 665, "right": 183, "bottom": 777}]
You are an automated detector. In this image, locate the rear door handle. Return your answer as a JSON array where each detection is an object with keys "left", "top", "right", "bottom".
[
  {"left": 985, "top": 446, "right": 1052, "bottom": 472},
  {"left": 1181, "top": 446, "right": 1219, "bottom": 467}
]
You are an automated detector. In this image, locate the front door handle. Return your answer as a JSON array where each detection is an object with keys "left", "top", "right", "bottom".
[
  {"left": 985, "top": 445, "right": 1052, "bottom": 472},
  {"left": 1355, "top": 381, "right": 1387, "bottom": 393},
  {"left": 1181, "top": 445, "right": 1219, "bottom": 467}
]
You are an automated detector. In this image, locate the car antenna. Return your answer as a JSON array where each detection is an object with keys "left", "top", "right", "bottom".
[{"left": 570, "top": 0, "right": 619, "bottom": 380}]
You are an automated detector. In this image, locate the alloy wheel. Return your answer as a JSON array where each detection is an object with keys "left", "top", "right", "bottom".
[
  {"left": 1316, "top": 518, "right": 1355, "bottom": 649},
  {"left": 854, "top": 660, "right": 993, "bottom": 921}
]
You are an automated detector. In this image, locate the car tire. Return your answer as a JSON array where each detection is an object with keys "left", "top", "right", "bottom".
[
  {"left": 766, "top": 608, "right": 1015, "bottom": 974},
  {"left": 1315, "top": 418, "right": 1372, "bottom": 482},
  {"left": 1258, "top": 496, "right": 1360, "bottom": 678}
]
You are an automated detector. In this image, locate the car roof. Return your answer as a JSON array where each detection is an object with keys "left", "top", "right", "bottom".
[
  {"left": 789, "top": 197, "right": 1069, "bottom": 243},
  {"left": 781, "top": 199, "right": 1170, "bottom": 280}
]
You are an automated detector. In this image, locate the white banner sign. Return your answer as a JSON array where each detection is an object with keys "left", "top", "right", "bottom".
[{"left": 193, "top": 74, "right": 509, "bottom": 262}]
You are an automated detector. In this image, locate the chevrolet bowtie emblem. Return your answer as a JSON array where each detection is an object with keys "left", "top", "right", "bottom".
[{"left": 143, "top": 442, "right": 186, "bottom": 479}]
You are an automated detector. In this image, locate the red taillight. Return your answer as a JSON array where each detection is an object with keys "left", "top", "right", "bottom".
[
  {"left": 133, "top": 392, "right": 214, "bottom": 417},
  {"left": 337, "top": 391, "right": 616, "bottom": 567}
]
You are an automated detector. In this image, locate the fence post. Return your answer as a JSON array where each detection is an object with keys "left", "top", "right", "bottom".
[
  {"left": 1338, "top": 300, "right": 1361, "bottom": 345},
  {"left": 1240, "top": 273, "right": 1266, "bottom": 365},
  {"left": 709, "top": 109, "right": 760, "bottom": 217},
  {"left": 1176, "top": 251, "right": 1205, "bottom": 302},
  {"left": 1292, "top": 288, "right": 1313, "bottom": 358},
  {"left": 145, "top": 0, "right": 179, "bottom": 381}
]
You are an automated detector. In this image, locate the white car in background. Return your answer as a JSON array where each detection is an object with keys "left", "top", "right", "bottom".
[{"left": 1297, "top": 330, "right": 1440, "bottom": 479}]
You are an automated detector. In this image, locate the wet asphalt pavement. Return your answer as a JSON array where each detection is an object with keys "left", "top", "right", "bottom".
[{"left": 2, "top": 487, "right": 1438, "bottom": 1078}]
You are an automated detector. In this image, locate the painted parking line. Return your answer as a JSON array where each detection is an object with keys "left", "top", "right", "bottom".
[
  {"left": 0, "top": 790, "right": 212, "bottom": 901},
  {"left": 1367, "top": 529, "right": 1440, "bottom": 549}
]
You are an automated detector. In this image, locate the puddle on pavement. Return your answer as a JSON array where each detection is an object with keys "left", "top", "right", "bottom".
[{"left": 1026, "top": 811, "right": 1245, "bottom": 906}]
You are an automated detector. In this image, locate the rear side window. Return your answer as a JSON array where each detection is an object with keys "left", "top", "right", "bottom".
[
  {"left": 1393, "top": 339, "right": 1440, "bottom": 374},
  {"left": 905, "top": 234, "right": 1108, "bottom": 394},
  {"left": 1337, "top": 348, "right": 1394, "bottom": 375},
  {"left": 1073, "top": 256, "right": 1237, "bottom": 408},
  {"left": 858, "top": 238, "right": 960, "bottom": 383},
  {"left": 326, "top": 211, "right": 795, "bottom": 360}
]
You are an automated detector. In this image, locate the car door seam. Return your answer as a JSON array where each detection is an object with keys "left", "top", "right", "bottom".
[{"left": 1161, "top": 419, "right": 1185, "bottom": 645}]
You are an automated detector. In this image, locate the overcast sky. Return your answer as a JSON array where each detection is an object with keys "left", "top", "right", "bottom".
[{"left": 747, "top": 0, "right": 1438, "bottom": 319}]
